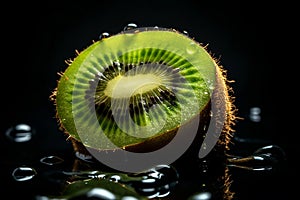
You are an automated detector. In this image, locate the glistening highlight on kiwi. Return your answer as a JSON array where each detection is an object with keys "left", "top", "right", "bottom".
[{"left": 50, "top": 25, "right": 238, "bottom": 173}]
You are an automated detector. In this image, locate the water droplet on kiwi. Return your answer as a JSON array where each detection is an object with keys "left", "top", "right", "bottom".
[
  {"left": 12, "top": 166, "right": 37, "bottom": 181},
  {"left": 186, "top": 42, "right": 197, "bottom": 54},
  {"left": 5, "top": 124, "right": 34, "bottom": 142},
  {"left": 40, "top": 155, "right": 64, "bottom": 165},
  {"left": 124, "top": 23, "right": 138, "bottom": 31},
  {"left": 182, "top": 30, "right": 189, "bottom": 36},
  {"left": 99, "top": 32, "right": 110, "bottom": 40}
]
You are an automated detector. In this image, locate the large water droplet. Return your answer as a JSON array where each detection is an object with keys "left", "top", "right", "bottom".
[
  {"left": 124, "top": 23, "right": 138, "bottom": 31},
  {"left": 227, "top": 145, "right": 286, "bottom": 171},
  {"left": 40, "top": 155, "right": 64, "bottom": 165},
  {"left": 5, "top": 124, "right": 34, "bottom": 142},
  {"left": 253, "top": 144, "right": 287, "bottom": 163},
  {"left": 12, "top": 166, "right": 37, "bottom": 181},
  {"left": 131, "top": 165, "right": 179, "bottom": 198}
]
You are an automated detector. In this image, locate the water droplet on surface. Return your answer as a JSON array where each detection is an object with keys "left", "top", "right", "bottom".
[
  {"left": 5, "top": 124, "right": 34, "bottom": 142},
  {"left": 188, "top": 191, "right": 212, "bottom": 200},
  {"left": 121, "top": 196, "right": 139, "bottom": 200},
  {"left": 99, "top": 32, "right": 110, "bottom": 40},
  {"left": 249, "top": 107, "right": 261, "bottom": 122},
  {"left": 86, "top": 188, "right": 116, "bottom": 199},
  {"left": 40, "top": 156, "right": 64, "bottom": 165},
  {"left": 227, "top": 145, "right": 286, "bottom": 171},
  {"left": 110, "top": 175, "right": 121, "bottom": 182},
  {"left": 253, "top": 144, "right": 287, "bottom": 163},
  {"left": 124, "top": 23, "right": 138, "bottom": 31},
  {"left": 12, "top": 166, "right": 37, "bottom": 181},
  {"left": 130, "top": 165, "right": 179, "bottom": 198}
]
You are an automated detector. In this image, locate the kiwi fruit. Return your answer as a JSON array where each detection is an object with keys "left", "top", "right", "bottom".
[{"left": 50, "top": 26, "right": 237, "bottom": 162}]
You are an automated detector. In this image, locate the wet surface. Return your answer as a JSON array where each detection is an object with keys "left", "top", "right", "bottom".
[{"left": 0, "top": 117, "right": 291, "bottom": 200}]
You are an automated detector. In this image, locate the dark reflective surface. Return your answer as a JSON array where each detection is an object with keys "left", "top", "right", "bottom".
[{"left": 0, "top": 118, "right": 290, "bottom": 200}]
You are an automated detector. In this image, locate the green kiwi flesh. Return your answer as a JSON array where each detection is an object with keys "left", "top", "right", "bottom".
[{"left": 52, "top": 27, "right": 233, "bottom": 153}]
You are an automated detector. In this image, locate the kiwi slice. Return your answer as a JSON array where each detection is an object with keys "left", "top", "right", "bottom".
[{"left": 51, "top": 26, "right": 236, "bottom": 157}]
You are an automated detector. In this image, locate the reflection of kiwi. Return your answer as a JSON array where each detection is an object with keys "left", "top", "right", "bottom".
[{"left": 50, "top": 26, "right": 237, "bottom": 155}]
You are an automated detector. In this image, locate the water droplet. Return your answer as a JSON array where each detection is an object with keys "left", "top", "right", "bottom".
[
  {"left": 253, "top": 144, "right": 287, "bottom": 163},
  {"left": 249, "top": 106, "right": 261, "bottom": 122},
  {"left": 121, "top": 196, "right": 139, "bottom": 200},
  {"left": 227, "top": 145, "right": 286, "bottom": 171},
  {"left": 110, "top": 175, "right": 121, "bottom": 182},
  {"left": 5, "top": 124, "right": 34, "bottom": 142},
  {"left": 186, "top": 42, "right": 197, "bottom": 54},
  {"left": 124, "top": 23, "right": 138, "bottom": 31},
  {"left": 86, "top": 188, "right": 116, "bottom": 199},
  {"left": 40, "top": 155, "right": 64, "bottom": 165},
  {"left": 250, "top": 107, "right": 261, "bottom": 115},
  {"left": 130, "top": 165, "right": 178, "bottom": 198},
  {"left": 75, "top": 151, "right": 95, "bottom": 163},
  {"left": 188, "top": 191, "right": 212, "bottom": 200},
  {"left": 99, "top": 32, "right": 110, "bottom": 40},
  {"left": 12, "top": 166, "right": 37, "bottom": 181},
  {"left": 182, "top": 30, "right": 189, "bottom": 36},
  {"left": 199, "top": 159, "right": 209, "bottom": 173}
]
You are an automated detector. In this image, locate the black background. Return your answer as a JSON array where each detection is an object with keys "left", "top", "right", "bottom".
[{"left": 1, "top": 0, "right": 296, "bottom": 199}]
